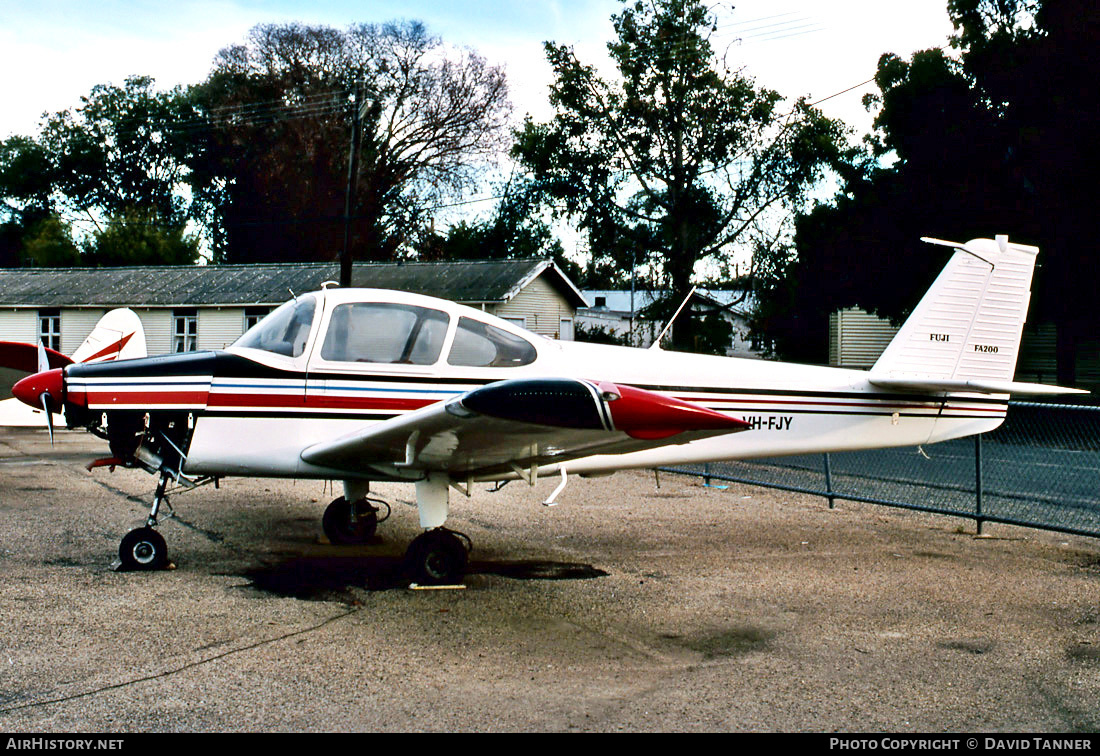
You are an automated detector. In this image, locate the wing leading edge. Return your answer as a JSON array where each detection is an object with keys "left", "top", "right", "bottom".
[{"left": 300, "top": 377, "right": 750, "bottom": 478}]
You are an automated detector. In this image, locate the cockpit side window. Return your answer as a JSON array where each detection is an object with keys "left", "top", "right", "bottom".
[
  {"left": 320, "top": 302, "right": 449, "bottom": 365},
  {"left": 447, "top": 317, "right": 537, "bottom": 367},
  {"left": 232, "top": 295, "right": 316, "bottom": 357}
]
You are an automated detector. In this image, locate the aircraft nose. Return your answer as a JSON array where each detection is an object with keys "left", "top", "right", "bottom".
[{"left": 12, "top": 368, "right": 64, "bottom": 413}]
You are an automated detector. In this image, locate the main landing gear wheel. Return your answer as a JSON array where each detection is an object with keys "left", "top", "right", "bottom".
[
  {"left": 322, "top": 497, "right": 380, "bottom": 545},
  {"left": 406, "top": 529, "right": 470, "bottom": 586},
  {"left": 118, "top": 527, "right": 168, "bottom": 571}
]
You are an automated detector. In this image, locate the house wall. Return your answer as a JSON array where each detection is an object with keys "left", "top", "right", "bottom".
[
  {"left": 0, "top": 309, "right": 39, "bottom": 344},
  {"left": 491, "top": 276, "right": 576, "bottom": 339},
  {"left": 197, "top": 308, "right": 249, "bottom": 350}
]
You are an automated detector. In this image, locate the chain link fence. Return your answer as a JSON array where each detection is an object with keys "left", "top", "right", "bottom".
[{"left": 660, "top": 402, "right": 1100, "bottom": 539}]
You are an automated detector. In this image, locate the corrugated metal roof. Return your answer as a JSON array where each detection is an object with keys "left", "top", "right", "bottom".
[
  {"left": 0, "top": 259, "right": 588, "bottom": 308},
  {"left": 581, "top": 288, "right": 756, "bottom": 317}
]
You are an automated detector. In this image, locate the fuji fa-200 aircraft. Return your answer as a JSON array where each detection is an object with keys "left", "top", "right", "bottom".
[{"left": 10, "top": 236, "right": 1085, "bottom": 584}]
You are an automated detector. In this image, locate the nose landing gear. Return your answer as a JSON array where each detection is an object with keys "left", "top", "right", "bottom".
[{"left": 118, "top": 471, "right": 172, "bottom": 571}]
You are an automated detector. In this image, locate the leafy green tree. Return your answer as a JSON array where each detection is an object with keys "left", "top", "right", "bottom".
[
  {"left": 0, "top": 135, "right": 61, "bottom": 265},
  {"left": 22, "top": 216, "right": 82, "bottom": 267},
  {"left": 514, "top": 0, "right": 852, "bottom": 351},
  {"left": 41, "top": 75, "right": 196, "bottom": 229},
  {"left": 413, "top": 178, "right": 576, "bottom": 278},
  {"left": 83, "top": 207, "right": 200, "bottom": 267},
  {"left": 1, "top": 77, "right": 200, "bottom": 267}
]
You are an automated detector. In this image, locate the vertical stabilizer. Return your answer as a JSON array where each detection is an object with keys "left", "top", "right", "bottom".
[
  {"left": 871, "top": 236, "right": 1037, "bottom": 385},
  {"left": 70, "top": 308, "right": 147, "bottom": 363}
]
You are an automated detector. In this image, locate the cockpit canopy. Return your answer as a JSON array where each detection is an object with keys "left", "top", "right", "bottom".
[{"left": 232, "top": 291, "right": 538, "bottom": 368}]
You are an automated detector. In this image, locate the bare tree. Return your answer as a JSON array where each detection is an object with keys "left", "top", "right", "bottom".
[{"left": 190, "top": 21, "right": 511, "bottom": 263}]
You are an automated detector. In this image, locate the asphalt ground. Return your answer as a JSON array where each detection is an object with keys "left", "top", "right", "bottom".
[{"left": 0, "top": 428, "right": 1098, "bottom": 733}]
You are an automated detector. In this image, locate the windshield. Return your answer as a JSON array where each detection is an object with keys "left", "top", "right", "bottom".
[{"left": 232, "top": 295, "right": 316, "bottom": 357}]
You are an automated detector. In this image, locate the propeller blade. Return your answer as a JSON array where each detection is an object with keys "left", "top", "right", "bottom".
[
  {"left": 36, "top": 339, "right": 49, "bottom": 374},
  {"left": 40, "top": 392, "right": 55, "bottom": 446}
]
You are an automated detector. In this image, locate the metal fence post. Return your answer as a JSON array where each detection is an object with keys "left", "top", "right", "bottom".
[
  {"left": 975, "top": 434, "right": 984, "bottom": 535},
  {"left": 823, "top": 452, "right": 836, "bottom": 509}
]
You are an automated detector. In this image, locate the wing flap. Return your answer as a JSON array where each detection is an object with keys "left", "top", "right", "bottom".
[{"left": 300, "top": 377, "right": 749, "bottom": 477}]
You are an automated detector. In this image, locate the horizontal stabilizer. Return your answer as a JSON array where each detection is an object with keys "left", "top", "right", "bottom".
[{"left": 869, "top": 376, "right": 1088, "bottom": 396}]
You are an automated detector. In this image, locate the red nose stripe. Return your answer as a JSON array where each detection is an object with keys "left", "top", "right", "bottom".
[
  {"left": 12, "top": 368, "right": 65, "bottom": 413},
  {"left": 603, "top": 383, "right": 750, "bottom": 440}
]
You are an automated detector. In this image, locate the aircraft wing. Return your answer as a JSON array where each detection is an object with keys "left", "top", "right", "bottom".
[
  {"left": 0, "top": 341, "right": 73, "bottom": 399},
  {"left": 0, "top": 341, "right": 73, "bottom": 373},
  {"left": 300, "top": 377, "right": 750, "bottom": 478}
]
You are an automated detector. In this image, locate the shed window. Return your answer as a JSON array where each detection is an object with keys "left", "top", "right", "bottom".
[
  {"left": 38, "top": 309, "right": 61, "bottom": 352},
  {"left": 174, "top": 309, "right": 197, "bottom": 352},
  {"left": 244, "top": 307, "right": 271, "bottom": 332}
]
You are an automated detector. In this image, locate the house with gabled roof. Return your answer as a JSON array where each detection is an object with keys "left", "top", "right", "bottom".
[
  {"left": 0, "top": 258, "right": 588, "bottom": 357},
  {"left": 577, "top": 288, "right": 760, "bottom": 357}
]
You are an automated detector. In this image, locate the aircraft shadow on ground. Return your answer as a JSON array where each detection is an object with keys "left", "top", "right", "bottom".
[{"left": 241, "top": 554, "right": 608, "bottom": 600}]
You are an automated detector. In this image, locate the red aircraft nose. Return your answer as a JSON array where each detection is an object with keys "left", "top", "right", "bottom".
[{"left": 12, "top": 368, "right": 64, "bottom": 413}]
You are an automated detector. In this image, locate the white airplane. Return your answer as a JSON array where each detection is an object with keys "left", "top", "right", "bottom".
[
  {"left": 0, "top": 309, "right": 146, "bottom": 426},
  {"left": 11, "top": 236, "right": 1085, "bottom": 584}
]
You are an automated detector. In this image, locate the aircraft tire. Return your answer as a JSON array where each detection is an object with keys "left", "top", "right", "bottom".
[
  {"left": 406, "top": 529, "right": 468, "bottom": 586},
  {"left": 119, "top": 527, "right": 168, "bottom": 571},
  {"left": 322, "top": 497, "right": 378, "bottom": 545}
]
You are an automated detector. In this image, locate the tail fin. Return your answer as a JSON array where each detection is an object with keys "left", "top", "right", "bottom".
[
  {"left": 869, "top": 235, "right": 1085, "bottom": 396},
  {"left": 70, "top": 308, "right": 146, "bottom": 364}
]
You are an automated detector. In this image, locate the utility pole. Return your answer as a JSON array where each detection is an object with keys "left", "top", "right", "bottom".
[{"left": 341, "top": 83, "right": 370, "bottom": 287}]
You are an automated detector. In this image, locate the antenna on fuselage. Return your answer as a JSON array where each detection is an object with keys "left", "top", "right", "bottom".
[{"left": 649, "top": 286, "right": 697, "bottom": 351}]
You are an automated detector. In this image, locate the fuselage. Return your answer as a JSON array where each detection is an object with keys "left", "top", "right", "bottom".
[{"left": 59, "top": 287, "right": 1007, "bottom": 482}]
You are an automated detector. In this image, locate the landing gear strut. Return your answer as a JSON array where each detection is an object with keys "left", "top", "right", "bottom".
[
  {"left": 403, "top": 472, "right": 471, "bottom": 585},
  {"left": 118, "top": 472, "right": 171, "bottom": 571}
]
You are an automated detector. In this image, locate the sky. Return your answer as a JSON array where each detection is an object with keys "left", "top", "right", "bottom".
[{"left": 1, "top": 0, "right": 957, "bottom": 141}]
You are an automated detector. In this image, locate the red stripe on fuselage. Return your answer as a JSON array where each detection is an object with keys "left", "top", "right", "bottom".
[
  {"left": 84, "top": 390, "right": 208, "bottom": 406},
  {"left": 210, "top": 393, "right": 436, "bottom": 411}
]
